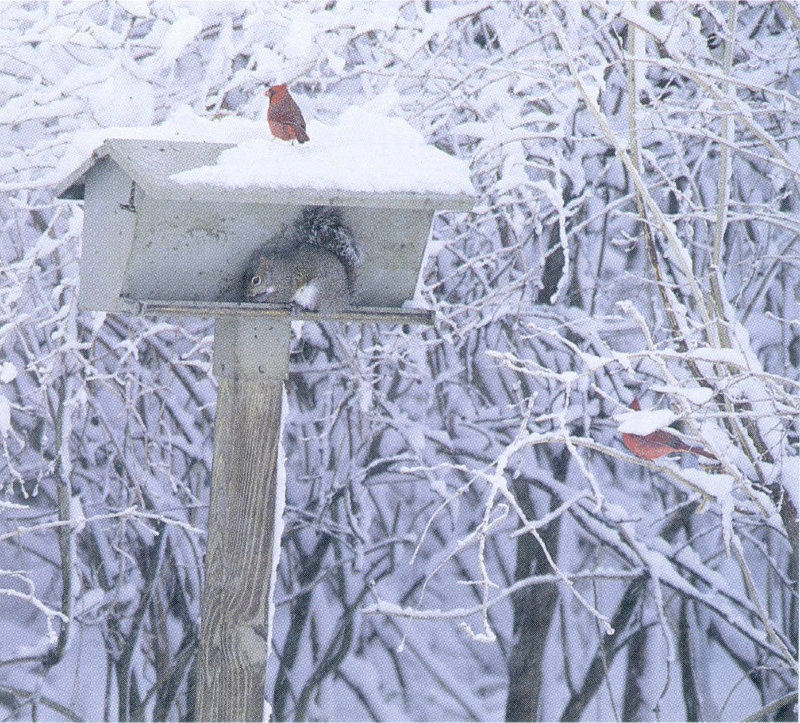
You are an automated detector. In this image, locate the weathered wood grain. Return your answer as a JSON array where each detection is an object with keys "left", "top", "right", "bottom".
[{"left": 195, "top": 377, "right": 283, "bottom": 721}]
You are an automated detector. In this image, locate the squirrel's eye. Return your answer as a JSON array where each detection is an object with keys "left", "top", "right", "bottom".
[{"left": 251, "top": 275, "right": 262, "bottom": 286}]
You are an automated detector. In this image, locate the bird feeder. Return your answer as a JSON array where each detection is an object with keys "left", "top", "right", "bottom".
[{"left": 56, "top": 126, "right": 474, "bottom": 721}]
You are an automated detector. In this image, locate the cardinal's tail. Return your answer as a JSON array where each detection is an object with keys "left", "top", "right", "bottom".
[{"left": 688, "top": 445, "right": 716, "bottom": 460}]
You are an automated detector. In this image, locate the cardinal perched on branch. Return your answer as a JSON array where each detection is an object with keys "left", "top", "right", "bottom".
[
  {"left": 621, "top": 398, "right": 716, "bottom": 461},
  {"left": 266, "top": 84, "right": 309, "bottom": 143}
]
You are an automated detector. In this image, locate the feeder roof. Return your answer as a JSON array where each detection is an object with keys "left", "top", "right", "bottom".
[{"left": 55, "top": 105, "right": 475, "bottom": 211}]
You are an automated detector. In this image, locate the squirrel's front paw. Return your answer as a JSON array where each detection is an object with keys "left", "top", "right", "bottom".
[
  {"left": 293, "top": 284, "right": 347, "bottom": 314},
  {"left": 292, "top": 283, "right": 320, "bottom": 310}
]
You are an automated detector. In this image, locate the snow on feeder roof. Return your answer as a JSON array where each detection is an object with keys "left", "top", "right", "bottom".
[
  {"left": 56, "top": 105, "right": 474, "bottom": 210},
  {"left": 54, "top": 104, "right": 475, "bottom": 320}
]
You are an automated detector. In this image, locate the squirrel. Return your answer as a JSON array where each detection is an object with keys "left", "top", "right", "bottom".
[{"left": 244, "top": 206, "right": 362, "bottom": 313}]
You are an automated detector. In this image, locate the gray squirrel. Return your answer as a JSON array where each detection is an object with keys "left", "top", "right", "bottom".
[{"left": 244, "top": 206, "right": 362, "bottom": 313}]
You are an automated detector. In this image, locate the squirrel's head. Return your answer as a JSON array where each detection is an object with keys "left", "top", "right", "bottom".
[{"left": 245, "top": 257, "right": 277, "bottom": 300}]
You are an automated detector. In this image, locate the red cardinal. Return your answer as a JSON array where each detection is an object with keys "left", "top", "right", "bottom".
[
  {"left": 266, "top": 84, "right": 309, "bottom": 143},
  {"left": 621, "top": 398, "right": 716, "bottom": 461}
]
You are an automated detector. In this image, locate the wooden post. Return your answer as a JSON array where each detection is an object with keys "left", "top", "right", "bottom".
[{"left": 194, "top": 318, "right": 290, "bottom": 721}]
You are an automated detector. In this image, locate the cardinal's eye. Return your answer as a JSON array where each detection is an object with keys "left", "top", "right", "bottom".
[{"left": 251, "top": 275, "right": 262, "bottom": 286}]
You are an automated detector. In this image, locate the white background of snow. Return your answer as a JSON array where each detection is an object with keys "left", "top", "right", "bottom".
[
  {"left": 170, "top": 105, "right": 475, "bottom": 196},
  {"left": 2, "top": 3, "right": 795, "bottom": 722}
]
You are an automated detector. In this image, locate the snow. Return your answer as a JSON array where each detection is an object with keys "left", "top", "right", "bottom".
[
  {"left": 617, "top": 4, "right": 671, "bottom": 51},
  {"left": 70, "top": 493, "right": 86, "bottom": 534},
  {"left": 650, "top": 384, "right": 714, "bottom": 405},
  {"left": 54, "top": 102, "right": 474, "bottom": 200},
  {"left": 782, "top": 456, "right": 799, "bottom": 509},
  {"left": 284, "top": 16, "right": 317, "bottom": 58},
  {"left": 690, "top": 346, "right": 748, "bottom": 366},
  {"left": 0, "top": 362, "right": 17, "bottom": 384},
  {"left": 681, "top": 468, "right": 733, "bottom": 500},
  {"left": 115, "top": 0, "right": 150, "bottom": 16},
  {"left": 265, "top": 386, "right": 289, "bottom": 661},
  {"left": 52, "top": 104, "right": 272, "bottom": 186},
  {"left": 0, "top": 500, "right": 28, "bottom": 511},
  {"left": 170, "top": 105, "right": 474, "bottom": 197},
  {"left": 81, "top": 71, "right": 155, "bottom": 127},
  {"left": 0, "top": 395, "right": 10, "bottom": 438},
  {"left": 580, "top": 353, "right": 612, "bottom": 372},
  {"left": 617, "top": 407, "right": 677, "bottom": 435},
  {"left": 159, "top": 14, "right": 203, "bottom": 66}
]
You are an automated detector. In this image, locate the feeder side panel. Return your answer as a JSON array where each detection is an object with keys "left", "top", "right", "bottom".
[
  {"left": 78, "top": 158, "right": 139, "bottom": 312},
  {"left": 122, "top": 198, "right": 295, "bottom": 303},
  {"left": 346, "top": 207, "right": 435, "bottom": 307}
]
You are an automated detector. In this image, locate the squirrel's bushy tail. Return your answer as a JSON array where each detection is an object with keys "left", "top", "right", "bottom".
[{"left": 294, "top": 206, "right": 362, "bottom": 293}]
